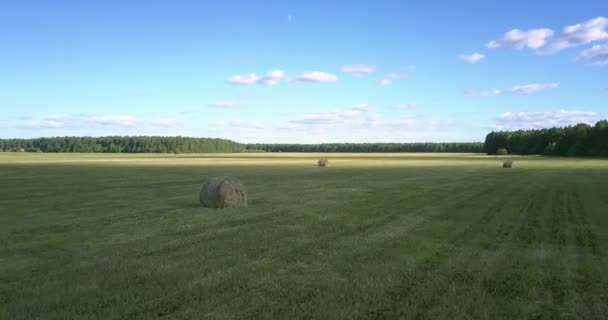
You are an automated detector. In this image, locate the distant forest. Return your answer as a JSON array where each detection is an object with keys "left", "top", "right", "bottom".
[
  {"left": 484, "top": 120, "right": 608, "bottom": 157},
  {"left": 1, "top": 120, "right": 607, "bottom": 156},
  {"left": 0, "top": 137, "right": 243, "bottom": 153},
  {"left": 0, "top": 137, "right": 483, "bottom": 153},
  {"left": 245, "top": 143, "right": 484, "bottom": 153}
]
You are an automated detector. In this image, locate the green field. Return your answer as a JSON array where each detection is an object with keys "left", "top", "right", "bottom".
[{"left": 1, "top": 153, "right": 608, "bottom": 319}]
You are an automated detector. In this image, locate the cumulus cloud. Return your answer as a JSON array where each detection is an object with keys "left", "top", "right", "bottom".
[
  {"left": 459, "top": 53, "right": 486, "bottom": 63},
  {"left": 380, "top": 73, "right": 404, "bottom": 86},
  {"left": 292, "top": 71, "right": 338, "bottom": 83},
  {"left": 545, "top": 17, "right": 608, "bottom": 53},
  {"left": 340, "top": 64, "right": 377, "bottom": 76},
  {"left": 491, "top": 110, "right": 603, "bottom": 130},
  {"left": 476, "top": 83, "right": 559, "bottom": 96},
  {"left": 395, "top": 103, "right": 417, "bottom": 109},
  {"left": 487, "top": 28, "right": 554, "bottom": 49},
  {"left": 208, "top": 101, "right": 243, "bottom": 109},
  {"left": 578, "top": 43, "right": 608, "bottom": 64},
  {"left": 227, "top": 69, "right": 285, "bottom": 85}
]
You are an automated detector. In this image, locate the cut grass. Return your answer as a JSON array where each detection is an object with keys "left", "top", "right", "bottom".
[{"left": 1, "top": 153, "right": 607, "bottom": 319}]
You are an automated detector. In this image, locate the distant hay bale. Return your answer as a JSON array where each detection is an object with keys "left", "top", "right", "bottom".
[
  {"left": 502, "top": 159, "right": 513, "bottom": 168},
  {"left": 199, "top": 177, "right": 247, "bottom": 208},
  {"left": 317, "top": 158, "right": 329, "bottom": 167}
]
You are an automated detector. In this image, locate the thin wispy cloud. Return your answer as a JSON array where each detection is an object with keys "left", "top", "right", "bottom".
[
  {"left": 236, "top": 91, "right": 270, "bottom": 100},
  {"left": 210, "top": 105, "right": 457, "bottom": 142},
  {"left": 491, "top": 110, "right": 603, "bottom": 130},
  {"left": 487, "top": 17, "right": 608, "bottom": 55},
  {"left": 289, "top": 105, "right": 368, "bottom": 125},
  {"left": 380, "top": 73, "right": 404, "bottom": 86},
  {"left": 352, "top": 104, "right": 372, "bottom": 112},
  {"left": 487, "top": 28, "right": 554, "bottom": 50},
  {"left": 544, "top": 17, "right": 608, "bottom": 53},
  {"left": 459, "top": 53, "right": 485, "bottom": 64},
  {"left": 473, "top": 83, "right": 559, "bottom": 96},
  {"left": 367, "top": 114, "right": 416, "bottom": 128},
  {"left": 292, "top": 71, "right": 338, "bottom": 83},
  {"left": 212, "top": 119, "right": 267, "bottom": 130},
  {"left": 340, "top": 64, "right": 377, "bottom": 76},
  {"left": 17, "top": 114, "right": 181, "bottom": 131},
  {"left": 395, "top": 103, "right": 417, "bottom": 109},
  {"left": 578, "top": 43, "right": 608, "bottom": 64},
  {"left": 208, "top": 101, "right": 244, "bottom": 109},
  {"left": 227, "top": 73, "right": 259, "bottom": 85},
  {"left": 227, "top": 69, "right": 285, "bottom": 86}
]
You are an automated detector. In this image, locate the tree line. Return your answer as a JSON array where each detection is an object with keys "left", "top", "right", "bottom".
[
  {"left": 0, "top": 137, "right": 484, "bottom": 153},
  {"left": 245, "top": 143, "right": 484, "bottom": 153},
  {"left": 0, "top": 136, "right": 244, "bottom": 153},
  {"left": 484, "top": 120, "right": 608, "bottom": 157},
  {"left": 3, "top": 120, "right": 607, "bottom": 156}
]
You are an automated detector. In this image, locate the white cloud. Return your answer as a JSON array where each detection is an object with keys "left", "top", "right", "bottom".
[
  {"left": 14, "top": 115, "right": 34, "bottom": 120},
  {"left": 353, "top": 103, "right": 372, "bottom": 112},
  {"left": 506, "top": 83, "right": 559, "bottom": 94},
  {"left": 477, "top": 83, "right": 559, "bottom": 96},
  {"left": 208, "top": 101, "right": 243, "bottom": 109},
  {"left": 488, "top": 28, "right": 554, "bottom": 49},
  {"left": 87, "top": 115, "right": 139, "bottom": 126},
  {"left": 227, "top": 73, "right": 259, "bottom": 85},
  {"left": 395, "top": 103, "right": 417, "bottom": 109},
  {"left": 487, "top": 17, "right": 608, "bottom": 55},
  {"left": 227, "top": 69, "right": 285, "bottom": 85},
  {"left": 367, "top": 114, "right": 416, "bottom": 128},
  {"left": 150, "top": 118, "right": 179, "bottom": 128},
  {"left": 47, "top": 114, "right": 70, "bottom": 121},
  {"left": 380, "top": 73, "right": 404, "bottom": 86},
  {"left": 545, "top": 17, "right": 608, "bottom": 53},
  {"left": 18, "top": 114, "right": 180, "bottom": 130},
  {"left": 209, "top": 106, "right": 461, "bottom": 143},
  {"left": 292, "top": 71, "right": 338, "bottom": 83},
  {"left": 289, "top": 104, "right": 371, "bottom": 125},
  {"left": 492, "top": 110, "right": 603, "bottom": 130},
  {"left": 340, "top": 64, "right": 377, "bottom": 76},
  {"left": 578, "top": 43, "right": 608, "bottom": 64},
  {"left": 290, "top": 110, "right": 361, "bottom": 125},
  {"left": 258, "top": 70, "right": 285, "bottom": 85},
  {"left": 459, "top": 53, "right": 485, "bottom": 63},
  {"left": 211, "top": 119, "right": 267, "bottom": 130},
  {"left": 236, "top": 91, "right": 270, "bottom": 100}
]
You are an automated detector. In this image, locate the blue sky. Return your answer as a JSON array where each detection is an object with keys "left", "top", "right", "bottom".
[{"left": 1, "top": 0, "right": 607, "bottom": 143}]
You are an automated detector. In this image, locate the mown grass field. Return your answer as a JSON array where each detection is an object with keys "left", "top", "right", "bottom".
[{"left": 1, "top": 153, "right": 608, "bottom": 319}]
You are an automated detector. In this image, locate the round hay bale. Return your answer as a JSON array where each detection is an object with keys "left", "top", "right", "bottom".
[
  {"left": 502, "top": 159, "right": 513, "bottom": 168},
  {"left": 317, "top": 158, "right": 329, "bottom": 167},
  {"left": 199, "top": 177, "right": 247, "bottom": 208}
]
